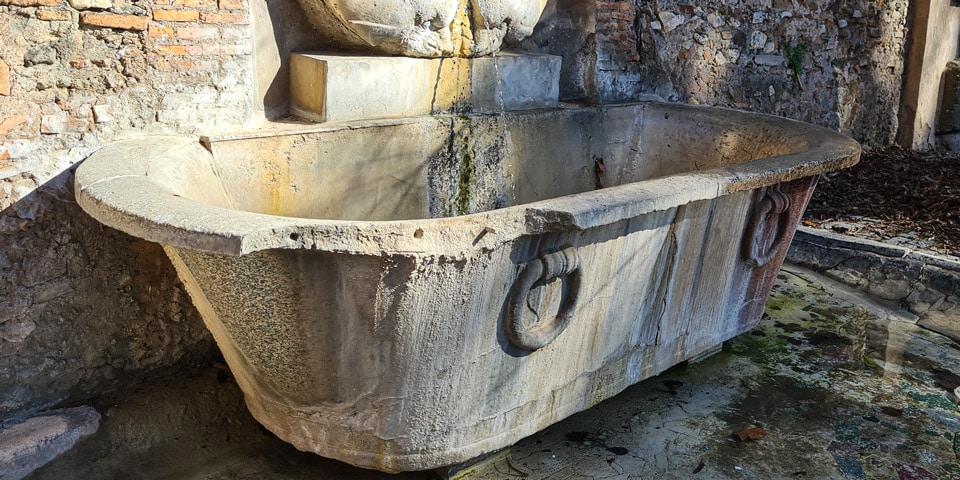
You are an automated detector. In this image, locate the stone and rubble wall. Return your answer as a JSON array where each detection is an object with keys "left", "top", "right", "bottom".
[
  {"left": 626, "top": 0, "right": 910, "bottom": 147},
  {"left": 528, "top": 0, "right": 910, "bottom": 147},
  {"left": 0, "top": 0, "right": 258, "bottom": 419}
]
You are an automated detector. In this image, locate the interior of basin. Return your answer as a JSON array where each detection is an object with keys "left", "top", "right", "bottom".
[{"left": 190, "top": 104, "right": 812, "bottom": 222}]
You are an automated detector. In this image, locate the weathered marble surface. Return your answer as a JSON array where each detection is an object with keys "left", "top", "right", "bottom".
[
  {"left": 74, "top": 103, "right": 859, "bottom": 472},
  {"left": 289, "top": 51, "right": 561, "bottom": 122},
  {"left": 297, "top": 0, "right": 548, "bottom": 57}
]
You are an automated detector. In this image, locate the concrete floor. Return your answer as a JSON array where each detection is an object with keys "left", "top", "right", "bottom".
[{"left": 28, "top": 265, "right": 960, "bottom": 480}]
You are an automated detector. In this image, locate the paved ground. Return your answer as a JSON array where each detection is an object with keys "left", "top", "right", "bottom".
[{"left": 27, "top": 265, "right": 960, "bottom": 480}]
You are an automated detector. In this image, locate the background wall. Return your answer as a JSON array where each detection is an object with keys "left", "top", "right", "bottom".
[
  {"left": 527, "top": 0, "right": 912, "bottom": 148},
  {"left": 0, "top": 0, "right": 258, "bottom": 419},
  {"left": 900, "top": 0, "right": 960, "bottom": 148},
  {"left": 0, "top": 0, "right": 931, "bottom": 422}
]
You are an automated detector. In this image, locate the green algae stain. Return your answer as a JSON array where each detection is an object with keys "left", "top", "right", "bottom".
[
  {"left": 453, "top": 148, "right": 475, "bottom": 216},
  {"left": 861, "top": 356, "right": 881, "bottom": 370},
  {"left": 909, "top": 392, "right": 958, "bottom": 411},
  {"left": 725, "top": 332, "right": 792, "bottom": 368},
  {"left": 439, "top": 133, "right": 477, "bottom": 218},
  {"left": 835, "top": 421, "right": 861, "bottom": 443}
]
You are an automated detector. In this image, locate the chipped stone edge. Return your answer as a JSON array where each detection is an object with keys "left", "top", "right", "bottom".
[
  {"left": 0, "top": 406, "right": 101, "bottom": 480},
  {"left": 786, "top": 226, "right": 960, "bottom": 340}
]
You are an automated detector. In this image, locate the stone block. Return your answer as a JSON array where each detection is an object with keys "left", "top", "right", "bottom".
[
  {"left": 289, "top": 51, "right": 561, "bottom": 123},
  {"left": 67, "top": 0, "right": 110, "bottom": 10},
  {"left": 24, "top": 46, "right": 57, "bottom": 67},
  {"left": 40, "top": 113, "right": 66, "bottom": 134},
  {"left": 35, "top": 10, "right": 72, "bottom": 21},
  {"left": 0, "top": 407, "right": 101, "bottom": 480},
  {"left": 92, "top": 104, "right": 113, "bottom": 123},
  {"left": 754, "top": 54, "right": 785, "bottom": 66},
  {"left": 937, "top": 59, "right": 960, "bottom": 134},
  {"left": 657, "top": 11, "right": 684, "bottom": 32},
  {"left": 0, "top": 0, "right": 59, "bottom": 6},
  {"left": 749, "top": 30, "right": 767, "bottom": 50},
  {"left": 0, "top": 165, "right": 17, "bottom": 179}
]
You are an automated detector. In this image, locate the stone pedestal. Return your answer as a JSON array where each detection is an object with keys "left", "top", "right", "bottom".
[{"left": 289, "top": 51, "right": 561, "bottom": 123}]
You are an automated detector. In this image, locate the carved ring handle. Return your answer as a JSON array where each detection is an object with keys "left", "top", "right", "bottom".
[
  {"left": 743, "top": 184, "right": 793, "bottom": 268},
  {"left": 504, "top": 247, "right": 583, "bottom": 351}
]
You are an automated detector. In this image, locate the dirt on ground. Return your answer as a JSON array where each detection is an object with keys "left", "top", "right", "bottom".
[{"left": 803, "top": 146, "right": 960, "bottom": 257}]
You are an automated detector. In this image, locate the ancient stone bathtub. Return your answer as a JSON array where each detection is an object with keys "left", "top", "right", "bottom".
[{"left": 75, "top": 102, "right": 859, "bottom": 472}]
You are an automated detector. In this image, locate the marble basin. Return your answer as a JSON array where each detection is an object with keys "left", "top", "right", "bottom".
[{"left": 74, "top": 102, "right": 859, "bottom": 472}]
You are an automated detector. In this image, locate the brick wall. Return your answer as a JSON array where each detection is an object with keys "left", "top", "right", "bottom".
[
  {"left": 0, "top": 0, "right": 255, "bottom": 188},
  {"left": 594, "top": 0, "right": 642, "bottom": 102}
]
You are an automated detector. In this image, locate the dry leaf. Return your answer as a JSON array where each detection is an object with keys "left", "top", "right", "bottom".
[{"left": 733, "top": 427, "right": 767, "bottom": 442}]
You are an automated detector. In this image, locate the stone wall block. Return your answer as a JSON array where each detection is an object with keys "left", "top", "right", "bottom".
[
  {"left": 91, "top": 104, "right": 112, "bottom": 123},
  {"left": 753, "top": 54, "right": 785, "bottom": 66},
  {"left": 35, "top": 10, "right": 72, "bottom": 21},
  {"left": 23, "top": 47, "right": 57, "bottom": 67},
  {"left": 39, "top": 112, "right": 66, "bottom": 134},
  {"left": 67, "top": 0, "right": 110, "bottom": 9},
  {"left": 0, "top": 0, "right": 59, "bottom": 7}
]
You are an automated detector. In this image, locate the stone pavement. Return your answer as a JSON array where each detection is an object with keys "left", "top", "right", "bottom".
[
  {"left": 27, "top": 265, "right": 960, "bottom": 480},
  {"left": 788, "top": 226, "right": 960, "bottom": 345}
]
